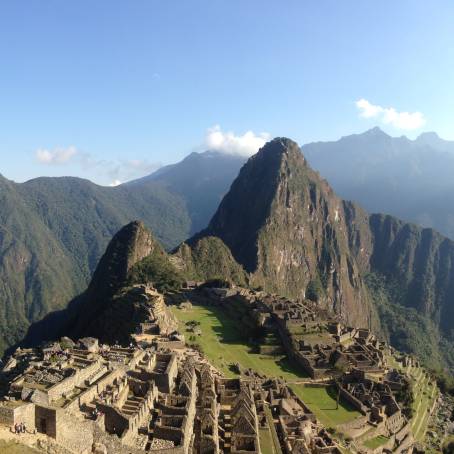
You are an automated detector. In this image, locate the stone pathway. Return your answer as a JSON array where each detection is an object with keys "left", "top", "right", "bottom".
[
  {"left": 0, "top": 425, "right": 45, "bottom": 452},
  {"left": 0, "top": 425, "right": 74, "bottom": 454}
]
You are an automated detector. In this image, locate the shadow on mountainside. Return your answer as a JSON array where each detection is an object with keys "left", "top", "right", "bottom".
[{"left": 4, "top": 295, "right": 85, "bottom": 358}]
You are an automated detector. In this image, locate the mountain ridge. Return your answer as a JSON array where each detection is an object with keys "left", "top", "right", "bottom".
[{"left": 189, "top": 138, "right": 376, "bottom": 329}]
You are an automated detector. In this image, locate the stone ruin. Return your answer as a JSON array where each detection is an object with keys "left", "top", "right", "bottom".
[{"left": 0, "top": 282, "right": 422, "bottom": 453}]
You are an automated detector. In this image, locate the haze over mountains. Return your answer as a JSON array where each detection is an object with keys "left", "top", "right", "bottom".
[
  {"left": 2, "top": 127, "right": 454, "bottom": 364},
  {"left": 304, "top": 127, "right": 454, "bottom": 240},
  {"left": 127, "top": 150, "right": 245, "bottom": 235}
]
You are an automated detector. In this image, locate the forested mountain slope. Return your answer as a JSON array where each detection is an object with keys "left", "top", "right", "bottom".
[
  {"left": 0, "top": 150, "right": 243, "bottom": 355},
  {"left": 0, "top": 175, "right": 188, "bottom": 353}
]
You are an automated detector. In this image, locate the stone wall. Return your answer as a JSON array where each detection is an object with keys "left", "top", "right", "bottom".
[
  {"left": 30, "top": 388, "right": 51, "bottom": 406},
  {"left": 152, "top": 354, "right": 178, "bottom": 393},
  {"left": 155, "top": 340, "right": 185, "bottom": 350},
  {"left": 0, "top": 402, "right": 35, "bottom": 428},
  {"left": 336, "top": 414, "right": 369, "bottom": 432},
  {"left": 395, "top": 420, "right": 411, "bottom": 444},
  {"left": 46, "top": 360, "right": 103, "bottom": 403},
  {"left": 55, "top": 408, "right": 94, "bottom": 454},
  {"left": 120, "top": 387, "right": 156, "bottom": 446},
  {"left": 385, "top": 410, "right": 404, "bottom": 435},
  {"left": 336, "top": 384, "right": 368, "bottom": 415},
  {"left": 64, "top": 368, "right": 123, "bottom": 412},
  {"left": 0, "top": 404, "right": 14, "bottom": 425},
  {"left": 14, "top": 402, "right": 35, "bottom": 428},
  {"left": 258, "top": 345, "right": 284, "bottom": 355},
  {"left": 98, "top": 403, "right": 129, "bottom": 436}
]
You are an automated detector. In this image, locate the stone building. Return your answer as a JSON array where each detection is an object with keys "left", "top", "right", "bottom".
[{"left": 337, "top": 369, "right": 407, "bottom": 437}]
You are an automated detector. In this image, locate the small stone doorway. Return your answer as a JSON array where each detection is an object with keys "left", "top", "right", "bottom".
[{"left": 39, "top": 418, "right": 47, "bottom": 434}]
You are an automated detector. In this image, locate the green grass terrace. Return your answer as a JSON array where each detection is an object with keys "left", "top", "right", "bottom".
[
  {"left": 290, "top": 384, "right": 362, "bottom": 428},
  {"left": 409, "top": 365, "right": 438, "bottom": 442},
  {"left": 363, "top": 435, "right": 390, "bottom": 449},
  {"left": 170, "top": 303, "right": 309, "bottom": 380},
  {"left": 0, "top": 440, "right": 40, "bottom": 454}
]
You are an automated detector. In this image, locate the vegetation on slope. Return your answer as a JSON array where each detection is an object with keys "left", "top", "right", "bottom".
[
  {"left": 128, "top": 248, "right": 184, "bottom": 293},
  {"left": 365, "top": 272, "right": 453, "bottom": 375},
  {"left": 173, "top": 237, "right": 248, "bottom": 286},
  {"left": 0, "top": 177, "right": 81, "bottom": 353},
  {"left": 0, "top": 149, "right": 245, "bottom": 355}
]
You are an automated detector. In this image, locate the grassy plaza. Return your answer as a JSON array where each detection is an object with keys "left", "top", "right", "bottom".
[
  {"left": 171, "top": 302, "right": 365, "bottom": 431},
  {"left": 170, "top": 303, "right": 308, "bottom": 379}
]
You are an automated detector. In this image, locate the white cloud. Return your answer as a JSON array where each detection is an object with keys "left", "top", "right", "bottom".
[
  {"left": 35, "top": 146, "right": 78, "bottom": 165},
  {"left": 356, "top": 99, "right": 426, "bottom": 130},
  {"left": 204, "top": 125, "right": 271, "bottom": 156},
  {"left": 34, "top": 145, "right": 161, "bottom": 185}
]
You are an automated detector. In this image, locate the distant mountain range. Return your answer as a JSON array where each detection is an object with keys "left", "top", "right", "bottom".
[
  {"left": 127, "top": 150, "right": 245, "bottom": 235},
  {"left": 3, "top": 127, "right": 454, "bottom": 357},
  {"left": 304, "top": 127, "right": 454, "bottom": 240}
]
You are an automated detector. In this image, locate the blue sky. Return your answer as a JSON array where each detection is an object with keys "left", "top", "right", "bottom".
[{"left": 1, "top": 0, "right": 453, "bottom": 185}]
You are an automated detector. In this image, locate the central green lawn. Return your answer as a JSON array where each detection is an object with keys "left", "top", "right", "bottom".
[
  {"left": 363, "top": 435, "right": 390, "bottom": 449},
  {"left": 290, "top": 384, "right": 361, "bottom": 427},
  {"left": 170, "top": 303, "right": 308, "bottom": 380}
]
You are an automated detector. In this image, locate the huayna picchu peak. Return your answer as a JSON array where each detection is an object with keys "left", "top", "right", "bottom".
[{"left": 195, "top": 137, "right": 376, "bottom": 330}]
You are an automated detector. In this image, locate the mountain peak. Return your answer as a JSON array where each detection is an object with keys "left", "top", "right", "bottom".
[
  {"left": 363, "top": 126, "right": 389, "bottom": 137},
  {"left": 415, "top": 131, "right": 442, "bottom": 147},
  {"left": 246, "top": 137, "right": 305, "bottom": 174},
  {"left": 417, "top": 131, "right": 440, "bottom": 140},
  {"left": 68, "top": 220, "right": 161, "bottom": 338},
  {"left": 194, "top": 136, "right": 374, "bottom": 327},
  {"left": 85, "top": 220, "right": 158, "bottom": 301},
  {"left": 201, "top": 137, "right": 305, "bottom": 273},
  {"left": 255, "top": 137, "right": 301, "bottom": 158}
]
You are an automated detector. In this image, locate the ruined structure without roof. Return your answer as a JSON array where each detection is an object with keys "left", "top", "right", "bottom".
[{"left": 0, "top": 283, "right": 427, "bottom": 453}]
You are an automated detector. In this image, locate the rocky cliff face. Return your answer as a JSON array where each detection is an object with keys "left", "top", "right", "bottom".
[
  {"left": 68, "top": 221, "right": 159, "bottom": 338},
  {"left": 198, "top": 138, "right": 377, "bottom": 329},
  {"left": 182, "top": 138, "right": 454, "bottom": 371},
  {"left": 367, "top": 214, "right": 454, "bottom": 333}
]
